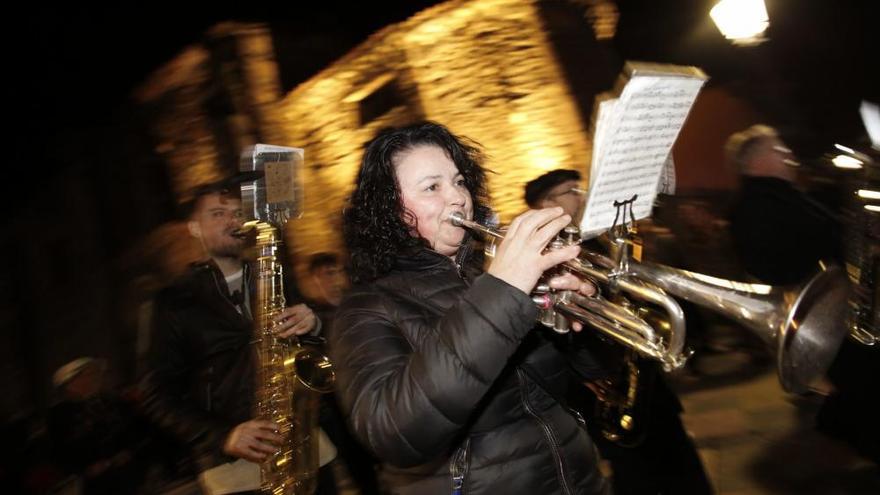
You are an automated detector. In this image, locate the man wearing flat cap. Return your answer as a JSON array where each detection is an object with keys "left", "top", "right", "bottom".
[{"left": 139, "top": 173, "right": 323, "bottom": 492}]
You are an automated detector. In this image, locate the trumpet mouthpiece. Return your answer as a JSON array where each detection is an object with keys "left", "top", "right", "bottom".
[{"left": 448, "top": 211, "right": 466, "bottom": 226}]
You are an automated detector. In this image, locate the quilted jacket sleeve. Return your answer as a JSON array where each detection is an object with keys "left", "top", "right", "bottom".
[{"left": 328, "top": 273, "right": 538, "bottom": 467}]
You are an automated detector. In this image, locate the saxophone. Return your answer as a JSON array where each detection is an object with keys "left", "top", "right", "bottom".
[{"left": 247, "top": 220, "right": 335, "bottom": 495}]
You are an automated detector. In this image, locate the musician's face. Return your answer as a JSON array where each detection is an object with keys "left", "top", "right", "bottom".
[
  {"left": 757, "top": 137, "right": 798, "bottom": 182},
  {"left": 188, "top": 192, "right": 246, "bottom": 259},
  {"left": 312, "top": 263, "right": 346, "bottom": 306},
  {"left": 395, "top": 145, "right": 473, "bottom": 258},
  {"left": 538, "top": 179, "right": 584, "bottom": 220}
]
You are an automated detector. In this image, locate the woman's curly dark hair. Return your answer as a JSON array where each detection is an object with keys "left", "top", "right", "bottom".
[{"left": 344, "top": 121, "right": 492, "bottom": 283}]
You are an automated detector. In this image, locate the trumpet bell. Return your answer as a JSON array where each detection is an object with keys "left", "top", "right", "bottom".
[
  {"left": 629, "top": 261, "right": 852, "bottom": 394},
  {"left": 778, "top": 265, "right": 850, "bottom": 393}
]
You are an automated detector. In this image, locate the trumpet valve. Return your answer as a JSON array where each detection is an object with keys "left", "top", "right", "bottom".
[
  {"left": 532, "top": 285, "right": 556, "bottom": 328},
  {"left": 553, "top": 289, "right": 572, "bottom": 334},
  {"left": 562, "top": 225, "right": 580, "bottom": 246}
]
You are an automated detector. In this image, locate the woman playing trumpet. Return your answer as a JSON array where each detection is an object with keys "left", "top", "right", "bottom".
[{"left": 327, "top": 121, "right": 609, "bottom": 494}]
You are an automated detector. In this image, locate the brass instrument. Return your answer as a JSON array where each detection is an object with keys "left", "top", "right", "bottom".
[
  {"left": 842, "top": 149, "right": 879, "bottom": 346},
  {"left": 451, "top": 213, "right": 688, "bottom": 371},
  {"left": 238, "top": 144, "right": 334, "bottom": 494},
  {"left": 243, "top": 220, "right": 335, "bottom": 495},
  {"left": 452, "top": 212, "right": 687, "bottom": 445},
  {"left": 450, "top": 212, "right": 852, "bottom": 442}
]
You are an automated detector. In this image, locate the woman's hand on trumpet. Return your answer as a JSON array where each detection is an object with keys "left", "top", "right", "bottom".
[
  {"left": 547, "top": 272, "right": 597, "bottom": 332},
  {"left": 486, "top": 207, "right": 596, "bottom": 305}
]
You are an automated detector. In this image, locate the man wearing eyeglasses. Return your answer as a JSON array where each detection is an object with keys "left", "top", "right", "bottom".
[
  {"left": 524, "top": 169, "right": 587, "bottom": 222},
  {"left": 524, "top": 169, "right": 712, "bottom": 495}
]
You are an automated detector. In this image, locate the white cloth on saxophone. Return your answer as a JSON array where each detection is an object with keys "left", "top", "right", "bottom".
[{"left": 198, "top": 428, "right": 337, "bottom": 495}]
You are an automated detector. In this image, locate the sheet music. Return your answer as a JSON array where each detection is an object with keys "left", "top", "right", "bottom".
[
  {"left": 590, "top": 98, "right": 617, "bottom": 186},
  {"left": 581, "top": 72, "right": 705, "bottom": 235},
  {"left": 861, "top": 100, "right": 880, "bottom": 149}
]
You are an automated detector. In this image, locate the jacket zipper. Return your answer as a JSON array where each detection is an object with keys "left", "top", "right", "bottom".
[
  {"left": 450, "top": 437, "right": 470, "bottom": 495},
  {"left": 453, "top": 241, "right": 475, "bottom": 285},
  {"left": 516, "top": 369, "right": 573, "bottom": 495},
  {"left": 449, "top": 256, "right": 471, "bottom": 288}
]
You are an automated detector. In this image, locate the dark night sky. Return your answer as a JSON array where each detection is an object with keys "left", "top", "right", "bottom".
[
  {"left": 8, "top": 1, "right": 878, "bottom": 169},
  {"left": 12, "top": 2, "right": 444, "bottom": 131}
]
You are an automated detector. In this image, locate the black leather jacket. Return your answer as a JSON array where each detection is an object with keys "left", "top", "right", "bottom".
[
  {"left": 138, "top": 261, "right": 259, "bottom": 470},
  {"left": 328, "top": 248, "right": 608, "bottom": 495}
]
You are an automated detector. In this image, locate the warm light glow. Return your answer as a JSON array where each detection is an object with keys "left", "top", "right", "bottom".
[
  {"left": 832, "top": 154, "right": 864, "bottom": 169},
  {"left": 584, "top": 0, "right": 619, "bottom": 41},
  {"left": 137, "top": 4, "right": 595, "bottom": 276},
  {"left": 525, "top": 148, "right": 563, "bottom": 171},
  {"left": 866, "top": 205, "right": 880, "bottom": 213},
  {"left": 857, "top": 189, "right": 880, "bottom": 200},
  {"left": 834, "top": 143, "right": 855, "bottom": 154},
  {"left": 277, "top": 0, "right": 591, "bottom": 254},
  {"left": 710, "top": 0, "right": 769, "bottom": 45},
  {"left": 687, "top": 271, "right": 773, "bottom": 295},
  {"left": 343, "top": 73, "right": 395, "bottom": 103}
]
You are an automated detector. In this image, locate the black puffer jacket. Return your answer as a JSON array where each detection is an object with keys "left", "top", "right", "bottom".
[{"left": 328, "top": 249, "right": 608, "bottom": 495}]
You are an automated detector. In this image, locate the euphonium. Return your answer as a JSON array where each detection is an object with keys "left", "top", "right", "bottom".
[{"left": 246, "top": 220, "right": 335, "bottom": 495}]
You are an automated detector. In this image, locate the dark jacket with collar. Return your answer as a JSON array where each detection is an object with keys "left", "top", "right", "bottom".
[
  {"left": 730, "top": 176, "right": 841, "bottom": 285},
  {"left": 328, "top": 248, "right": 608, "bottom": 495},
  {"left": 138, "top": 260, "right": 261, "bottom": 470}
]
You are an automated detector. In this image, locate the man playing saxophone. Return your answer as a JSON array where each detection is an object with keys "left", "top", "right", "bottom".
[{"left": 139, "top": 175, "right": 324, "bottom": 493}]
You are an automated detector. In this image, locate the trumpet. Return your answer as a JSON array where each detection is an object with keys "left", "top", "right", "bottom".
[
  {"left": 449, "top": 212, "right": 852, "bottom": 395},
  {"left": 450, "top": 212, "right": 688, "bottom": 371}
]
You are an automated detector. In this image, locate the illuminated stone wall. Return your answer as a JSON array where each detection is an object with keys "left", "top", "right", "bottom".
[
  {"left": 134, "top": 23, "right": 290, "bottom": 277},
  {"left": 135, "top": 44, "right": 221, "bottom": 202},
  {"left": 136, "top": 23, "right": 285, "bottom": 205},
  {"left": 280, "top": 0, "right": 592, "bottom": 269},
  {"left": 136, "top": 1, "right": 595, "bottom": 280}
]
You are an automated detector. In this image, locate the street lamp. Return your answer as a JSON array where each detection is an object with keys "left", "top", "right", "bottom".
[{"left": 710, "top": 0, "right": 769, "bottom": 45}]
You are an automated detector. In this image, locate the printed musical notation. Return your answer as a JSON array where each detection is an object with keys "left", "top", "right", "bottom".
[{"left": 581, "top": 64, "right": 706, "bottom": 236}]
